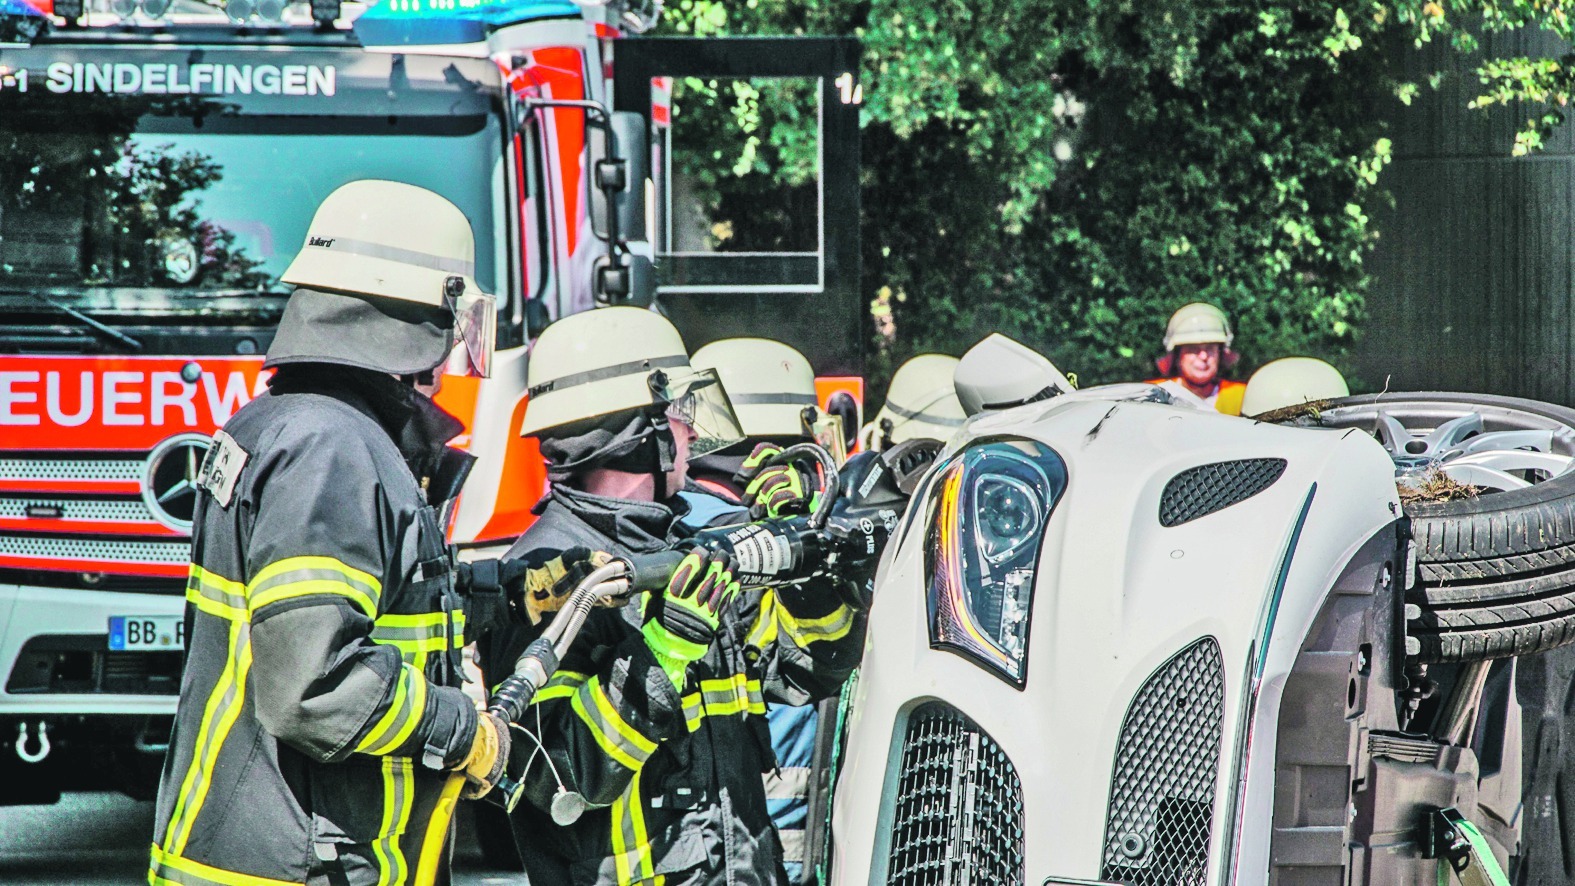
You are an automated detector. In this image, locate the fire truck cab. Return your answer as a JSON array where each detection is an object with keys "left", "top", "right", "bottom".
[{"left": 0, "top": 0, "right": 861, "bottom": 804}]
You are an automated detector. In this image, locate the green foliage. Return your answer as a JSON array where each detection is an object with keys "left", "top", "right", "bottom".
[{"left": 656, "top": 0, "right": 1575, "bottom": 395}]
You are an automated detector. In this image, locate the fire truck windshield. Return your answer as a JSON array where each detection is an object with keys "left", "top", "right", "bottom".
[{"left": 0, "top": 47, "right": 506, "bottom": 326}]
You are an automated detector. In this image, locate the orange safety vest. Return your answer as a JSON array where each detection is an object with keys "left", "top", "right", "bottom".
[{"left": 1145, "top": 377, "right": 1247, "bottom": 416}]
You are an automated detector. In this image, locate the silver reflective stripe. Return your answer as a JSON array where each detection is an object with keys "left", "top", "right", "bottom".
[
  {"left": 764, "top": 766, "right": 811, "bottom": 801},
  {"left": 528, "top": 354, "right": 689, "bottom": 399},
  {"left": 778, "top": 827, "right": 805, "bottom": 865},
  {"left": 310, "top": 235, "right": 475, "bottom": 277},
  {"left": 887, "top": 395, "right": 965, "bottom": 427},
  {"left": 731, "top": 393, "right": 819, "bottom": 406}
]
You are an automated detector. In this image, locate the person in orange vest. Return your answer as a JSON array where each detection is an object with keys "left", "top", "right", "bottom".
[{"left": 1146, "top": 302, "right": 1247, "bottom": 415}]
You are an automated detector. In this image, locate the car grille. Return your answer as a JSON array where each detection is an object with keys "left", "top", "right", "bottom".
[
  {"left": 1101, "top": 637, "right": 1226, "bottom": 886},
  {"left": 887, "top": 702, "right": 1024, "bottom": 886},
  {"left": 1158, "top": 458, "right": 1286, "bottom": 527}
]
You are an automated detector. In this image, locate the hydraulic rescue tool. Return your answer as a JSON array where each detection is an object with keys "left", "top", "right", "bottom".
[{"left": 412, "top": 441, "right": 936, "bottom": 885}]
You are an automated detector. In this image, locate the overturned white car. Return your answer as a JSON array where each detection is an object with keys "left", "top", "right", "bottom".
[{"left": 833, "top": 377, "right": 1575, "bottom": 885}]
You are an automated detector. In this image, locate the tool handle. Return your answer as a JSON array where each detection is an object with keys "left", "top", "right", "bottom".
[{"left": 621, "top": 550, "right": 688, "bottom": 592}]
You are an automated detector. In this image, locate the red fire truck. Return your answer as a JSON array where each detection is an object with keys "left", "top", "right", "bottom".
[{"left": 0, "top": 0, "right": 862, "bottom": 803}]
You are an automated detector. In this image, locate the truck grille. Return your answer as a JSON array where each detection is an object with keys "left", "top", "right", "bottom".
[
  {"left": 1101, "top": 638, "right": 1225, "bottom": 886},
  {"left": 1158, "top": 458, "right": 1286, "bottom": 527},
  {"left": 0, "top": 453, "right": 189, "bottom": 577},
  {"left": 887, "top": 702, "right": 1024, "bottom": 886}
]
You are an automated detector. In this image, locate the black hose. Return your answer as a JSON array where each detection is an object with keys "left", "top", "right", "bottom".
[{"left": 772, "top": 442, "right": 841, "bottom": 529}]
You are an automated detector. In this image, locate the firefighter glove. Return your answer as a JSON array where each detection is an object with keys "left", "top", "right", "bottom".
[
  {"left": 509, "top": 547, "right": 616, "bottom": 625},
  {"left": 735, "top": 442, "right": 820, "bottom": 520},
  {"left": 459, "top": 710, "right": 511, "bottom": 800},
  {"left": 643, "top": 547, "right": 740, "bottom": 689}
]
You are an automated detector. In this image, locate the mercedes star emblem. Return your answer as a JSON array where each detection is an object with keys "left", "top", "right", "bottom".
[{"left": 143, "top": 433, "right": 213, "bottom": 532}]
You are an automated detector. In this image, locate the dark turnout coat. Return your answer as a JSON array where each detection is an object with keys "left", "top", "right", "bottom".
[
  {"left": 150, "top": 368, "right": 480, "bottom": 886},
  {"left": 480, "top": 484, "right": 866, "bottom": 886}
]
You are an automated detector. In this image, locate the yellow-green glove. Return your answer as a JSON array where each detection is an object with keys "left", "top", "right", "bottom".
[
  {"left": 735, "top": 442, "right": 820, "bottom": 519},
  {"left": 642, "top": 547, "right": 740, "bottom": 689}
]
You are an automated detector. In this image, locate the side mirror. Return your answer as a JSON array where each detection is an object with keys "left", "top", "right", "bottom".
[
  {"left": 588, "top": 112, "right": 649, "bottom": 247},
  {"left": 610, "top": 111, "right": 649, "bottom": 243}
]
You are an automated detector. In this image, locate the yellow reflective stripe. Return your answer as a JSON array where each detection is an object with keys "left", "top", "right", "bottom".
[
  {"left": 779, "top": 603, "right": 855, "bottom": 646},
  {"left": 164, "top": 620, "right": 253, "bottom": 856},
  {"left": 359, "top": 662, "right": 428, "bottom": 756},
  {"left": 149, "top": 843, "right": 299, "bottom": 886},
  {"left": 371, "top": 611, "right": 467, "bottom": 663},
  {"left": 186, "top": 565, "right": 247, "bottom": 621},
  {"left": 247, "top": 556, "right": 380, "bottom": 619},
  {"left": 533, "top": 670, "right": 590, "bottom": 703},
  {"left": 679, "top": 674, "right": 767, "bottom": 731},
  {"left": 569, "top": 678, "right": 655, "bottom": 772},
  {"left": 371, "top": 757, "right": 414, "bottom": 886},
  {"left": 609, "top": 770, "right": 657, "bottom": 885},
  {"left": 745, "top": 590, "right": 780, "bottom": 650}
]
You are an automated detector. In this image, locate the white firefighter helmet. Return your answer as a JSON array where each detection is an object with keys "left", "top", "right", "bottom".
[
  {"left": 1162, "top": 302, "right": 1234, "bottom": 351},
  {"left": 521, "top": 306, "right": 744, "bottom": 456},
  {"left": 274, "top": 179, "right": 496, "bottom": 377},
  {"left": 954, "top": 333, "right": 1074, "bottom": 416},
  {"left": 868, "top": 354, "right": 966, "bottom": 449},
  {"left": 691, "top": 338, "right": 819, "bottom": 439},
  {"left": 1241, "top": 357, "right": 1350, "bottom": 417}
]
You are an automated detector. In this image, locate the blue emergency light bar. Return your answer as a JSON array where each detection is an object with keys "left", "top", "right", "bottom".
[
  {"left": 0, "top": 0, "right": 48, "bottom": 40},
  {"left": 353, "top": 0, "right": 577, "bottom": 46}
]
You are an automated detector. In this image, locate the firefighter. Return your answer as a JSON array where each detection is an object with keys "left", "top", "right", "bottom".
[
  {"left": 482, "top": 307, "right": 867, "bottom": 886},
  {"left": 149, "top": 180, "right": 570, "bottom": 886},
  {"left": 861, "top": 353, "right": 967, "bottom": 451},
  {"left": 1240, "top": 356, "right": 1350, "bottom": 417},
  {"left": 687, "top": 337, "right": 830, "bottom": 883},
  {"left": 1147, "top": 302, "right": 1247, "bottom": 414}
]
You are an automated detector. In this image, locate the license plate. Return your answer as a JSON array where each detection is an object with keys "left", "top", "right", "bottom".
[{"left": 108, "top": 615, "right": 185, "bottom": 651}]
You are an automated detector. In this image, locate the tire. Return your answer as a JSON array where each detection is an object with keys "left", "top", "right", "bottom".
[{"left": 1297, "top": 392, "right": 1575, "bottom": 663}]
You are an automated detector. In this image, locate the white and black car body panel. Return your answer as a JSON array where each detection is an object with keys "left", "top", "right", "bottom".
[{"left": 833, "top": 389, "right": 1416, "bottom": 884}]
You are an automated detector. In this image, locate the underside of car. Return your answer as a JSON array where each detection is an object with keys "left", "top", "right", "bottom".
[{"left": 832, "top": 387, "right": 1575, "bottom": 886}]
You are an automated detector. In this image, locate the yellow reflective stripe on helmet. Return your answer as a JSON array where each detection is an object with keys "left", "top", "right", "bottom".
[
  {"left": 358, "top": 661, "right": 429, "bottom": 756},
  {"left": 569, "top": 678, "right": 656, "bottom": 772},
  {"left": 609, "top": 770, "right": 657, "bottom": 885},
  {"left": 371, "top": 757, "right": 414, "bottom": 886},
  {"left": 533, "top": 670, "right": 590, "bottom": 703},
  {"left": 247, "top": 556, "right": 381, "bottom": 619},
  {"left": 149, "top": 843, "right": 299, "bottom": 886},
  {"left": 163, "top": 619, "right": 253, "bottom": 856},
  {"left": 778, "top": 603, "right": 855, "bottom": 646},
  {"left": 186, "top": 565, "right": 247, "bottom": 621}
]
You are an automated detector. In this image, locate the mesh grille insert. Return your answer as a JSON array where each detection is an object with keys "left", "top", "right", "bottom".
[
  {"left": 1101, "top": 638, "right": 1225, "bottom": 886},
  {"left": 887, "top": 702, "right": 1024, "bottom": 886},
  {"left": 0, "top": 534, "right": 189, "bottom": 564},
  {"left": 0, "top": 457, "right": 143, "bottom": 481},
  {"left": 1158, "top": 458, "right": 1286, "bottom": 527},
  {"left": 0, "top": 496, "right": 155, "bottom": 523}
]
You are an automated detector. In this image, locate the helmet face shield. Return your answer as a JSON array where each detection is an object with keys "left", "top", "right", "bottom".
[
  {"left": 447, "top": 290, "right": 496, "bottom": 378},
  {"left": 659, "top": 369, "right": 745, "bottom": 458}
]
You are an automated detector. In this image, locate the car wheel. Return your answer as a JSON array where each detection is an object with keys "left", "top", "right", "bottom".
[{"left": 1283, "top": 392, "right": 1575, "bottom": 663}]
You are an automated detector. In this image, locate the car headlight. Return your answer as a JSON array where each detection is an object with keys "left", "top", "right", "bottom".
[{"left": 925, "top": 439, "right": 1067, "bottom": 685}]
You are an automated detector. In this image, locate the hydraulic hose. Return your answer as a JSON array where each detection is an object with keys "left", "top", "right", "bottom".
[
  {"left": 413, "top": 553, "right": 680, "bottom": 886},
  {"left": 414, "top": 773, "right": 466, "bottom": 886},
  {"left": 771, "top": 443, "right": 841, "bottom": 529}
]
